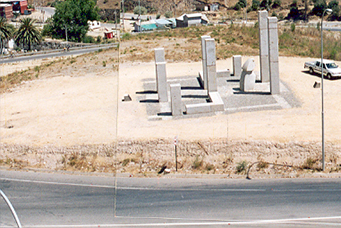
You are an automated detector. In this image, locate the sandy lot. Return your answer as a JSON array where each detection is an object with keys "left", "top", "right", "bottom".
[
  {"left": 0, "top": 49, "right": 340, "bottom": 174},
  {"left": 1, "top": 56, "right": 341, "bottom": 146}
]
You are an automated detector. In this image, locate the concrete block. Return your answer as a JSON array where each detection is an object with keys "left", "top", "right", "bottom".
[
  {"left": 156, "top": 62, "right": 168, "bottom": 102},
  {"left": 258, "top": 10, "right": 269, "bottom": 83},
  {"left": 122, "top": 94, "right": 132, "bottom": 101},
  {"left": 268, "top": 17, "right": 280, "bottom": 95},
  {"left": 154, "top": 48, "right": 165, "bottom": 63},
  {"left": 170, "top": 84, "right": 182, "bottom": 116},
  {"left": 216, "top": 69, "right": 230, "bottom": 78},
  {"left": 209, "top": 92, "right": 224, "bottom": 111},
  {"left": 185, "top": 103, "right": 212, "bottom": 114},
  {"left": 240, "top": 58, "right": 256, "bottom": 92},
  {"left": 233, "top": 55, "right": 242, "bottom": 78}
]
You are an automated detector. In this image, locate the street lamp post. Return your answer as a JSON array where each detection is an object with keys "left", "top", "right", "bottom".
[{"left": 320, "top": 8, "right": 332, "bottom": 171}]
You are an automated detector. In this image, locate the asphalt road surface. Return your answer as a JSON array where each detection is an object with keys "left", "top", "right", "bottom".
[
  {"left": 0, "top": 44, "right": 118, "bottom": 64},
  {"left": 0, "top": 170, "right": 341, "bottom": 227}
]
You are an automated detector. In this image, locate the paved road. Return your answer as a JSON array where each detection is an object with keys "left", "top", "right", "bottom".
[
  {"left": 38, "top": 7, "right": 55, "bottom": 18},
  {"left": 1, "top": 170, "right": 341, "bottom": 227},
  {"left": 0, "top": 44, "right": 118, "bottom": 64}
]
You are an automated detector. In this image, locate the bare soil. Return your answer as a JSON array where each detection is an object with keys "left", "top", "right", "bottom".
[{"left": 1, "top": 43, "right": 341, "bottom": 177}]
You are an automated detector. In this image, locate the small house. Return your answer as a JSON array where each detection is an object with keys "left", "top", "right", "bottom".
[
  {"left": 0, "top": 3, "right": 13, "bottom": 18},
  {"left": 176, "top": 13, "right": 209, "bottom": 28},
  {"left": 155, "top": 19, "right": 176, "bottom": 29}
]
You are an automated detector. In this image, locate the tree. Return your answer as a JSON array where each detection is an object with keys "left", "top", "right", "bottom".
[
  {"left": 51, "top": 0, "right": 99, "bottom": 42},
  {"left": 0, "top": 17, "right": 14, "bottom": 46},
  {"left": 15, "top": 18, "right": 41, "bottom": 51},
  {"left": 234, "top": 0, "right": 247, "bottom": 10},
  {"left": 250, "top": 0, "right": 260, "bottom": 11},
  {"left": 272, "top": 0, "right": 281, "bottom": 8},
  {"left": 260, "top": 0, "right": 272, "bottom": 10},
  {"left": 133, "top": 6, "right": 147, "bottom": 15},
  {"left": 312, "top": 0, "right": 327, "bottom": 16},
  {"left": 328, "top": 0, "right": 340, "bottom": 20},
  {"left": 287, "top": 0, "right": 300, "bottom": 20}
]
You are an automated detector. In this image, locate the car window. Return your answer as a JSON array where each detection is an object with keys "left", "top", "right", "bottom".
[{"left": 326, "top": 63, "right": 337, "bottom": 69}]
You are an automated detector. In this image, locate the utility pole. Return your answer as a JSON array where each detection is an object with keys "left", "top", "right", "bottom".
[
  {"left": 65, "top": 25, "right": 68, "bottom": 42},
  {"left": 122, "top": 0, "right": 125, "bottom": 31}
]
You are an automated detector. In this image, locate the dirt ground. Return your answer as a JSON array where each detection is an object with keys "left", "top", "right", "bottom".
[{"left": 0, "top": 47, "right": 341, "bottom": 175}]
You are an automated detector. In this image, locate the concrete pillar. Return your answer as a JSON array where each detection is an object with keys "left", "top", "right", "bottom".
[
  {"left": 154, "top": 48, "right": 165, "bottom": 63},
  {"left": 156, "top": 62, "right": 168, "bottom": 102},
  {"left": 258, "top": 10, "right": 269, "bottom": 83},
  {"left": 201, "top": 35, "right": 211, "bottom": 89},
  {"left": 205, "top": 38, "right": 217, "bottom": 92},
  {"left": 170, "top": 84, "right": 182, "bottom": 116},
  {"left": 268, "top": 17, "right": 280, "bottom": 95},
  {"left": 155, "top": 48, "right": 165, "bottom": 92},
  {"left": 232, "top": 55, "right": 242, "bottom": 78}
]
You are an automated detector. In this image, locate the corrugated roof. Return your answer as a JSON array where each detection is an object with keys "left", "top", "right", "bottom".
[
  {"left": 141, "top": 23, "right": 157, "bottom": 30},
  {"left": 155, "top": 19, "right": 172, "bottom": 25}
]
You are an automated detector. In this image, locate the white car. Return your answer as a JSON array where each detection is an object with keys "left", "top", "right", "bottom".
[{"left": 304, "top": 60, "right": 341, "bottom": 79}]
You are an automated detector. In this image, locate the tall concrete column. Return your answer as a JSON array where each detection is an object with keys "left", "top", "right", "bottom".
[
  {"left": 155, "top": 48, "right": 165, "bottom": 94},
  {"left": 268, "top": 17, "right": 280, "bottom": 95},
  {"left": 156, "top": 62, "right": 168, "bottom": 102},
  {"left": 201, "top": 35, "right": 211, "bottom": 89},
  {"left": 154, "top": 48, "right": 165, "bottom": 63},
  {"left": 205, "top": 38, "right": 217, "bottom": 92},
  {"left": 170, "top": 84, "right": 182, "bottom": 116},
  {"left": 258, "top": 10, "right": 269, "bottom": 83}
]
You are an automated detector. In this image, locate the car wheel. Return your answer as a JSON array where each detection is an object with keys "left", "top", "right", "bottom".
[
  {"left": 326, "top": 73, "right": 332, "bottom": 79},
  {"left": 309, "top": 67, "right": 314, "bottom": 74}
]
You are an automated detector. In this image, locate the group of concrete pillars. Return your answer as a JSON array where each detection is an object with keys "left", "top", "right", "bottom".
[
  {"left": 153, "top": 12, "right": 280, "bottom": 117},
  {"left": 259, "top": 10, "right": 280, "bottom": 95},
  {"left": 230, "top": 11, "right": 280, "bottom": 95},
  {"left": 154, "top": 48, "right": 182, "bottom": 116}
]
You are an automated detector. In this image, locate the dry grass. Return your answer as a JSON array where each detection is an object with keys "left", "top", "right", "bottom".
[
  {"left": 1, "top": 140, "right": 341, "bottom": 176},
  {"left": 0, "top": 47, "right": 119, "bottom": 93},
  {"left": 120, "top": 24, "right": 341, "bottom": 63}
]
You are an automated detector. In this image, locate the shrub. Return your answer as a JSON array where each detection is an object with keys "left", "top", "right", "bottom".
[
  {"left": 121, "top": 33, "right": 131, "bottom": 40},
  {"left": 257, "top": 161, "right": 269, "bottom": 169},
  {"left": 312, "top": 0, "right": 327, "bottom": 16},
  {"left": 272, "top": 0, "right": 281, "bottom": 8},
  {"left": 164, "top": 11, "right": 173, "bottom": 18},
  {"left": 96, "top": 36, "right": 102, "bottom": 43},
  {"left": 251, "top": 0, "right": 260, "bottom": 11},
  {"left": 260, "top": 0, "right": 272, "bottom": 9},
  {"left": 83, "top": 35, "right": 95, "bottom": 43},
  {"left": 291, "top": 23, "right": 296, "bottom": 32},
  {"left": 192, "top": 155, "right": 203, "bottom": 169},
  {"left": 236, "top": 160, "right": 248, "bottom": 174},
  {"left": 302, "top": 157, "right": 318, "bottom": 169},
  {"left": 133, "top": 6, "right": 147, "bottom": 15}
]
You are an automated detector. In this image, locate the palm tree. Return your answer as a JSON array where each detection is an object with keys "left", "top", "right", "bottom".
[
  {"left": 15, "top": 18, "right": 41, "bottom": 51},
  {"left": 0, "top": 17, "right": 13, "bottom": 50}
]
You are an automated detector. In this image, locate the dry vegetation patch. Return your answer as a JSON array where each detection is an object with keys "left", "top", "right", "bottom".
[
  {"left": 0, "top": 47, "right": 119, "bottom": 93},
  {"left": 1, "top": 140, "right": 340, "bottom": 177},
  {"left": 120, "top": 24, "right": 341, "bottom": 63}
]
